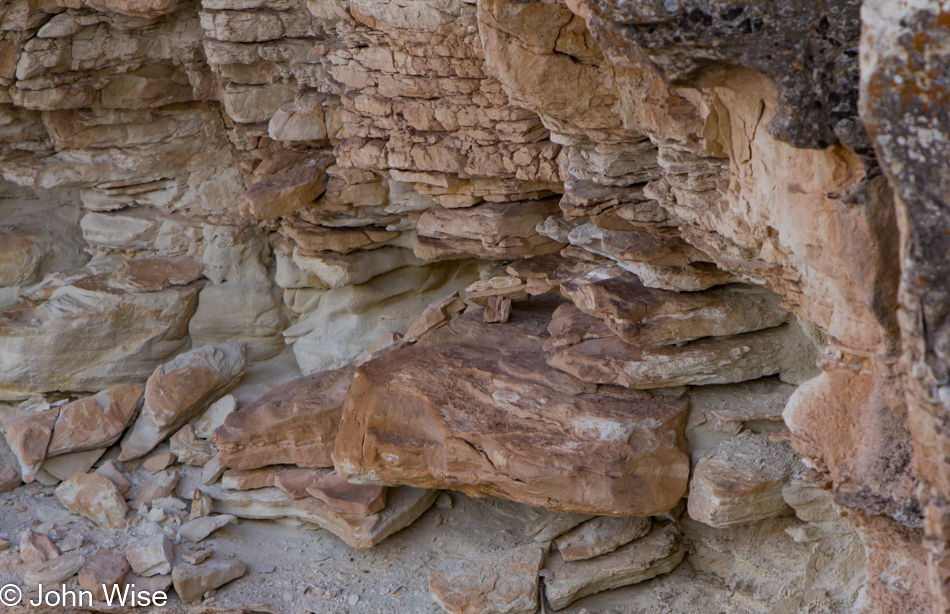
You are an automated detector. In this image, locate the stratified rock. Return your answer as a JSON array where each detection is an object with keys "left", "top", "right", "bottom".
[
  {"left": 526, "top": 512, "right": 594, "bottom": 543},
  {"left": 55, "top": 473, "right": 128, "bottom": 530},
  {"left": 334, "top": 306, "right": 690, "bottom": 516},
  {"left": 464, "top": 276, "right": 528, "bottom": 307},
  {"left": 273, "top": 468, "right": 323, "bottom": 499},
  {"left": 542, "top": 525, "right": 685, "bottom": 610},
  {"left": 212, "top": 365, "right": 355, "bottom": 470},
  {"left": 2, "top": 405, "right": 58, "bottom": 483},
  {"left": 221, "top": 468, "right": 278, "bottom": 491},
  {"left": 126, "top": 535, "right": 174, "bottom": 577},
  {"left": 111, "top": 256, "right": 204, "bottom": 292},
  {"left": 132, "top": 470, "right": 181, "bottom": 510},
  {"left": 428, "top": 546, "right": 545, "bottom": 614},
  {"left": 306, "top": 471, "right": 387, "bottom": 516},
  {"left": 560, "top": 267, "right": 787, "bottom": 346},
  {"left": 119, "top": 343, "right": 246, "bottom": 461},
  {"left": 687, "top": 433, "right": 801, "bottom": 528},
  {"left": 416, "top": 199, "right": 562, "bottom": 261},
  {"left": 47, "top": 384, "right": 143, "bottom": 457},
  {"left": 172, "top": 559, "right": 246, "bottom": 603},
  {"left": 556, "top": 516, "right": 652, "bottom": 562},
  {"left": 23, "top": 552, "right": 83, "bottom": 589},
  {"left": 203, "top": 484, "right": 437, "bottom": 549},
  {"left": 79, "top": 548, "right": 130, "bottom": 602},
  {"left": 545, "top": 305, "right": 816, "bottom": 389},
  {"left": 179, "top": 515, "right": 237, "bottom": 543}
]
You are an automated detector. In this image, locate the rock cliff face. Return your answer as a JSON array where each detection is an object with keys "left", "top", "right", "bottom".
[{"left": 0, "top": 0, "right": 943, "bottom": 612}]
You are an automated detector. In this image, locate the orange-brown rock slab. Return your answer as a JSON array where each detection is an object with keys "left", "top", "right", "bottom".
[
  {"left": 212, "top": 364, "right": 355, "bottom": 471},
  {"left": 47, "top": 383, "right": 143, "bottom": 457},
  {"left": 306, "top": 471, "right": 387, "bottom": 516},
  {"left": 333, "top": 304, "right": 690, "bottom": 516}
]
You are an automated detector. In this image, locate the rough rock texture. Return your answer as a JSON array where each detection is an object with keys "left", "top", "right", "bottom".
[
  {"left": 428, "top": 545, "right": 545, "bottom": 614},
  {"left": 334, "top": 305, "right": 690, "bottom": 516}
]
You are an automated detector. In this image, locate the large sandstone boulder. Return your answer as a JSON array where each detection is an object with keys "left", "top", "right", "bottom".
[{"left": 333, "top": 303, "right": 690, "bottom": 516}]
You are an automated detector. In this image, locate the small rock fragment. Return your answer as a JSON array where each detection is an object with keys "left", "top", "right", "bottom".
[
  {"left": 144, "top": 453, "right": 177, "bottom": 473},
  {"left": 179, "top": 515, "right": 237, "bottom": 543},
  {"left": 182, "top": 549, "right": 211, "bottom": 565},
  {"left": 201, "top": 454, "right": 226, "bottom": 486},
  {"left": 57, "top": 532, "right": 83, "bottom": 552},
  {"left": 55, "top": 473, "right": 128, "bottom": 529},
  {"left": 132, "top": 470, "right": 180, "bottom": 509},
  {"left": 170, "top": 425, "right": 214, "bottom": 466},
  {"left": 190, "top": 490, "right": 213, "bottom": 519},
  {"left": 172, "top": 559, "right": 246, "bottom": 603},
  {"left": 482, "top": 296, "right": 512, "bottom": 323},
  {"left": 78, "top": 548, "right": 130, "bottom": 601},
  {"left": 435, "top": 492, "right": 453, "bottom": 510},
  {"left": 126, "top": 535, "right": 174, "bottom": 577}
]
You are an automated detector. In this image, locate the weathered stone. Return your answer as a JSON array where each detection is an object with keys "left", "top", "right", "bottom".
[
  {"left": 132, "top": 470, "right": 180, "bottom": 510},
  {"left": 55, "top": 473, "right": 128, "bottom": 530},
  {"left": 273, "top": 468, "right": 323, "bottom": 499},
  {"left": 126, "top": 535, "right": 174, "bottom": 578},
  {"left": 403, "top": 292, "right": 466, "bottom": 342},
  {"left": 19, "top": 530, "right": 60, "bottom": 569},
  {"left": 542, "top": 525, "right": 685, "bottom": 610},
  {"left": 119, "top": 343, "right": 246, "bottom": 461},
  {"left": 545, "top": 305, "right": 817, "bottom": 389},
  {"left": 242, "top": 151, "right": 334, "bottom": 221},
  {"left": 169, "top": 425, "right": 214, "bottom": 466},
  {"left": 172, "top": 559, "right": 246, "bottom": 603},
  {"left": 560, "top": 267, "right": 787, "bottom": 346},
  {"left": 464, "top": 276, "right": 528, "bottom": 307},
  {"left": 687, "top": 433, "right": 800, "bottom": 528},
  {"left": 95, "top": 460, "right": 132, "bottom": 496},
  {"left": 526, "top": 512, "right": 594, "bottom": 543},
  {"left": 213, "top": 365, "right": 355, "bottom": 471},
  {"left": 334, "top": 305, "right": 690, "bottom": 516},
  {"left": 0, "top": 432, "right": 22, "bottom": 493},
  {"left": 23, "top": 552, "right": 83, "bottom": 589},
  {"left": 193, "top": 395, "right": 237, "bottom": 439},
  {"left": 41, "top": 448, "right": 106, "bottom": 482},
  {"left": 203, "top": 484, "right": 438, "bottom": 549},
  {"left": 221, "top": 467, "right": 278, "bottom": 491},
  {"left": 556, "top": 516, "right": 652, "bottom": 562},
  {"left": 2, "top": 405, "right": 58, "bottom": 483},
  {"left": 144, "top": 453, "right": 176, "bottom": 474},
  {"left": 179, "top": 515, "right": 237, "bottom": 543},
  {"left": 428, "top": 546, "right": 545, "bottom": 614},
  {"left": 111, "top": 257, "right": 204, "bottom": 292},
  {"left": 78, "top": 548, "right": 130, "bottom": 601},
  {"left": 306, "top": 471, "right": 387, "bottom": 516},
  {"left": 47, "top": 384, "right": 143, "bottom": 457}
]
